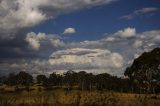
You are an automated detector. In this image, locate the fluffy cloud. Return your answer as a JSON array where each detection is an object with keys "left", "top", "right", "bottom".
[
  {"left": 25, "top": 32, "right": 45, "bottom": 50},
  {"left": 106, "top": 37, "right": 116, "bottom": 41},
  {"left": 0, "top": 0, "right": 114, "bottom": 39},
  {"left": 1, "top": 27, "right": 160, "bottom": 76},
  {"left": 121, "top": 7, "right": 159, "bottom": 20},
  {"left": 67, "top": 28, "right": 160, "bottom": 72},
  {"left": 0, "top": 0, "right": 159, "bottom": 77},
  {"left": 114, "top": 27, "right": 136, "bottom": 38},
  {"left": 63, "top": 28, "right": 76, "bottom": 35},
  {"left": 133, "top": 40, "right": 143, "bottom": 48},
  {"left": 25, "top": 32, "right": 64, "bottom": 51},
  {"left": 0, "top": 0, "right": 47, "bottom": 37},
  {"left": 49, "top": 48, "right": 124, "bottom": 75},
  {"left": 111, "top": 53, "right": 124, "bottom": 68}
]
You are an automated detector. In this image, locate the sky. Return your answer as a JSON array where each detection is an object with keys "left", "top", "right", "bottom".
[{"left": 0, "top": 0, "right": 160, "bottom": 76}]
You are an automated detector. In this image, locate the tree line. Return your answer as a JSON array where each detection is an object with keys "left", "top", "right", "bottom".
[
  {"left": 0, "top": 70, "right": 159, "bottom": 93},
  {"left": 0, "top": 71, "right": 129, "bottom": 91},
  {"left": 1, "top": 48, "right": 160, "bottom": 94}
]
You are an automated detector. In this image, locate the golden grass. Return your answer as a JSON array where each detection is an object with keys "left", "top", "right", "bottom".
[{"left": 0, "top": 86, "right": 160, "bottom": 106}]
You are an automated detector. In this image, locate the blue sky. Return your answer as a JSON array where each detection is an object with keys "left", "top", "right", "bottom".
[
  {"left": 0, "top": 0, "right": 160, "bottom": 76},
  {"left": 30, "top": 0, "right": 160, "bottom": 42}
]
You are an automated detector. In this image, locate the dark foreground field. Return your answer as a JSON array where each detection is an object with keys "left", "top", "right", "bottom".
[{"left": 0, "top": 86, "right": 160, "bottom": 106}]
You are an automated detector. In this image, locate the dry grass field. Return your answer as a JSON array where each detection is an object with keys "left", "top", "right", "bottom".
[{"left": 0, "top": 85, "right": 160, "bottom": 106}]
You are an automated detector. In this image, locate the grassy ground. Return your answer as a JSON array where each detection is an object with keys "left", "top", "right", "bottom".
[{"left": 0, "top": 86, "right": 160, "bottom": 106}]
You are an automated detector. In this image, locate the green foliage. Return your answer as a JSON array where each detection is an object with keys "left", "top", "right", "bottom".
[
  {"left": 36, "top": 75, "right": 47, "bottom": 85},
  {"left": 4, "top": 71, "right": 33, "bottom": 86},
  {"left": 16, "top": 71, "right": 33, "bottom": 85},
  {"left": 125, "top": 48, "right": 160, "bottom": 93}
]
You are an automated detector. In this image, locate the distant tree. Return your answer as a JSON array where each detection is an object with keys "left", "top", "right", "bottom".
[
  {"left": 84, "top": 73, "right": 95, "bottom": 90},
  {"left": 56, "top": 74, "right": 63, "bottom": 86},
  {"left": 36, "top": 75, "right": 48, "bottom": 85},
  {"left": 6, "top": 73, "right": 17, "bottom": 85},
  {"left": 0, "top": 77, "right": 2, "bottom": 84},
  {"left": 16, "top": 71, "right": 33, "bottom": 86},
  {"left": 0, "top": 76, "right": 7, "bottom": 85},
  {"left": 63, "top": 70, "right": 77, "bottom": 90},
  {"left": 77, "top": 71, "right": 87, "bottom": 90},
  {"left": 95, "top": 73, "right": 112, "bottom": 90},
  {"left": 49, "top": 72, "right": 59, "bottom": 86}
]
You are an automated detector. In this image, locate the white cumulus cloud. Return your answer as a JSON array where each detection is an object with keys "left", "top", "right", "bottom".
[
  {"left": 63, "top": 28, "right": 76, "bottom": 35},
  {"left": 0, "top": 0, "right": 114, "bottom": 39},
  {"left": 25, "top": 32, "right": 64, "bottom": 51},
  {"left": 116, "top": 27, "right": 136, "bottom": 38},
  {"left": 49, "top": 48, "right": 124, "bottom": 75},
  {"left": 25, "top": 32, "right": 45, "bottom": 51}
]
